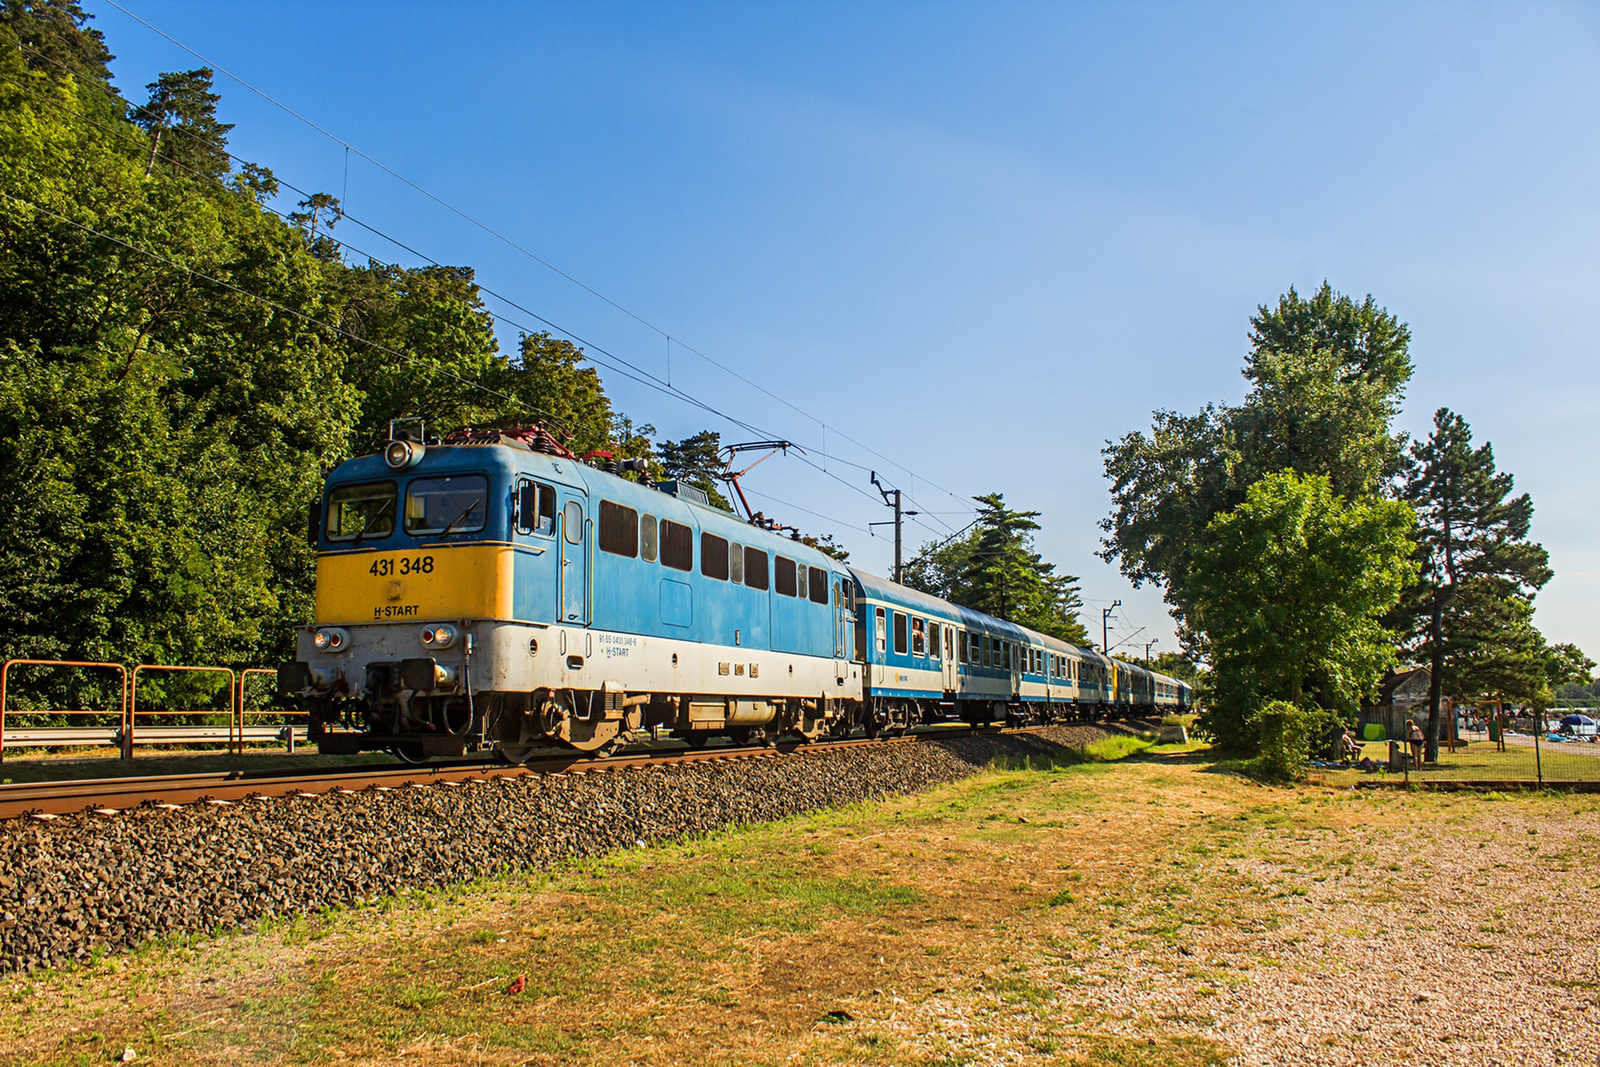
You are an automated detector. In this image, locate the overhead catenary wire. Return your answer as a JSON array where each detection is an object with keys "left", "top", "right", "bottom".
[
  {"left": 95, "top": 0, "right": 978, "bottom": 523},
  {"left": 8, "top": 45, "right": 971, "bottom": 541}
]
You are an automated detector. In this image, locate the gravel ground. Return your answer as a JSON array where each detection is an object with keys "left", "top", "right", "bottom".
[
  {"left": 0, "top": 723, "right": 1122, "bottom": 974},
  {"left": 1007, "top": 789, "right": 1600, "bottom": 1066}
]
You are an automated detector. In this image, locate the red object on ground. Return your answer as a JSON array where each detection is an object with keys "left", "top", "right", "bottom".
[{"left": 505, "top": 975, "right": 526, "bottom": 995}]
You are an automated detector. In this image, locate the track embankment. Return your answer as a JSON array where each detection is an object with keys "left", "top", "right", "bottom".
[{"left": 0, "top": 723, "right": 1133, "bottom": 973}]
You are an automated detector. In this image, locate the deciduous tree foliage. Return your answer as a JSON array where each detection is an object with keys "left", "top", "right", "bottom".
[
  {"left": 0, "top": 6, "right": 676, "bottom": 680},
  {"left": 1187, "top": 471, "right": 1416, "bottom": 749},
  {"left": 1101, "top": 282, "right": 1413, "bottom": 632},
  {"left": 906, "top": 493, "right": 1089, "bottom": 646}
]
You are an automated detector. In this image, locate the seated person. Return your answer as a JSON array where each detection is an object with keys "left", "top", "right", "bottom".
[{"left": 1339, "top": 727, "right": 1361, "bottom": 763}]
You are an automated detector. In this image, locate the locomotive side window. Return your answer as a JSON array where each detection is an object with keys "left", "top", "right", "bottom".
[
  {"left": 701, "top": 533, "right": 730, "bottom": 580},
  {"left": 775, "top": 556, "right": 797, "bottom": 596},
  {"left": 911, "top": 617, "right": 926, "bottom": 656},
  {"left": 514, "top": 480, "right": 556, "bottom": 536},
  {"left": 744, "top": 547, "right": 769, "bottom": 590},
  {"left": 660, "top": 519, "right": 693, "bottom": 571},
  {"left": 598, "top": 500, "right": 638, "bottom": 557},
  {"left": 893, "top": 612, "right": 908, "bottom": 656},
  {"left": 562, "top": 500, "right": 583, "bottom": 544},
  {"left": 875, "top": 607, "right": 887, "bottom": 653},
  {"left": 406, "top": 475, "right": 487, "bottom": 536},
  {"left": 326, "top": 481, "right": 397, "bottom": 542},
  {"left": 729, "top": 541, "right": 744, "bottom": 584},
  {"left": 808, "top": 566, "right": 828, "bottom": 604},
  {"left": 640, "top": 513, "right": 658, "bottom": 562},
  {"left": 796, "top": 563, "right": 808, "bottom": 600}
]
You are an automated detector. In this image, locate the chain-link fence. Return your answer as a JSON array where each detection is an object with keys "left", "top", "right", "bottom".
[{"left": 1343, "top": 710, "right": 1600, "bottom": 786}]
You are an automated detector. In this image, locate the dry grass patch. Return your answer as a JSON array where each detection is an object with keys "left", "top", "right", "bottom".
[{"left": 3, "top": 742, "right": 1593, "bottom": 1066}]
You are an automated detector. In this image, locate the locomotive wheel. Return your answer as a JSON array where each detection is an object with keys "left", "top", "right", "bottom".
[
  {"left": 682, "top": 730, "right": 712, "bottom": 749},
  {"left": 498, "top": 745, "right": 536, "bottom": 765},
  {"left": 391, "top": 741, "right": 429, "bottom": 764}
]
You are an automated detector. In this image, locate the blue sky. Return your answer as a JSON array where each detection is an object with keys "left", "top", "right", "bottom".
[{"left": 89, "top": 1, "right": 1600, "bottom": 659}]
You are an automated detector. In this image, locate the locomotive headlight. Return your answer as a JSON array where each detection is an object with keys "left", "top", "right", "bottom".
[
  {"left": 384, "top": 439, "right": 424, "bottom": 470},
  {"left": 312, "top": 627, "right": 350, "bottom": 653},
  {"left": 420, "top": 623, "right": 459, "bottom": 650}
]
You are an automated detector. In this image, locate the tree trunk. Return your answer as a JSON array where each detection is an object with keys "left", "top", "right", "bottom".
[{"left": 1425, "top": 592, "right": 1443, "bottom": 762}]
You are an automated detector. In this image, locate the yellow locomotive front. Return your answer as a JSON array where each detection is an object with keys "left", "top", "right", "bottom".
[{"left": 279, "top": 427, "right": 601, "bottom": 761}]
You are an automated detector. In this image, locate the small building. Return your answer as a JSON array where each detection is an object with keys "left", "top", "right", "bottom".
[{"left": 1360, "top": 668, "right": 1430, "bottom": 740}]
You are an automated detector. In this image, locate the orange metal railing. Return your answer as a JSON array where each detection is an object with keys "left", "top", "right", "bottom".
[
  {"left": 236, "top": 667, "right": 306, "bottom": 754},
  {"left": 0, "top": 659, "right": 129, "bottom": 762},
  {"left": 127, "top": 664, "right": 239, "bottom": 758}
]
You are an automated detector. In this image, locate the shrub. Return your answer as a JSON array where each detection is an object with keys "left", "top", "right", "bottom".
[{"left": 1248, "top": 700, "right": 1319, "bottom": 781}]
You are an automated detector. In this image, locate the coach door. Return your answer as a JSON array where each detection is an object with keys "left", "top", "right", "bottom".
[
  {"left": 559, "top": 493, "right": 589, "bottom": 625},
  {"left": 934, "top": 627, "right": 947, "bottom": 694}
]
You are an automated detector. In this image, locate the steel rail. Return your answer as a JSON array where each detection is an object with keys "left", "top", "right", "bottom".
[{"left": 0, "top": 732, "right": 933, "bottom": 820}]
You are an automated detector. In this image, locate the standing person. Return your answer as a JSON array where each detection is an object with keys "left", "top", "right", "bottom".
[{"left": 1407, "top": 718, "right": 1425, "bottom": 767}]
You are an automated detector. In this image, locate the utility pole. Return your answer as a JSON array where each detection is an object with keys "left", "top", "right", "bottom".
[
  {"left": 870, "top": 472, "right": 917, "bottom": 584},
  {"left": 1102, "top": 600, "right": 1120, "bottom": 656},
  {"left": 1145, "top": 638, "right": 1158, "bottom": 664}
]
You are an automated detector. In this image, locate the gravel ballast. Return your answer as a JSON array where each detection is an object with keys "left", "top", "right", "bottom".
[{"left": 0, "top": 724, "right": 1121, "bottom": 973}]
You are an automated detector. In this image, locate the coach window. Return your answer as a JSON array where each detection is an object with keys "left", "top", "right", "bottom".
[
  {"left": 893, "top": 612, "right": 908, "bottom": 656},
  {"left": 930, "top": 624, "right": 942, "bottom": 659},
  {"left": 660, "top": 519, "right": 693, "bottom": 571},
  {"left": 875, "top": 607, "right": 887, "bottom": 654},
  {"left": 598, "top": 500, "right": 639, "bottom": 557},
  {"left": 701, "top": 533, "right": 730, "bottom": 580},
  {"left": 514, "top": 480, "right": 556, "bottom": 537},
  {"left": 911, "top": 617, "right": 926, "bottom": 657},
  {"left": 808, "top": 566, "right": 828, "bottom": 604},
  {"left": 729, "top": 542, "right": 744, "bottom": 584},
  {"left": 744, "top": 546, "right": 769, "bottom": 590},
  {"left": 956, "top": 630, "right": 966, "bottom": 664},
  {"left": 640, "top": 513, "right": 658, "bottom": 562},
  {"left": 327, "top": 481, "right": 397, "bottom": 542},
  {"left": 775, "top": 555, "right": 798, "bottom": 596}
]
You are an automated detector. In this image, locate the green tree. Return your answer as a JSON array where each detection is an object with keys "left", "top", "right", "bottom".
[
  {"left": 1, "top": 0, "right": 115, "bottom": 91},
  {"left": 906, "top": 493, "right": 1089, "bottom": 645},
  {"left": 800, "top": 533, "right": 849, "bottom": 562},
  {"left": 131, "top": 67, "right": 232, "bottom": 180},
  {"left": 1101, "top": 283, "right": 1413, "bottom": 640},
  {"left": 1187, "top": 470, "right": 1416, "bottom": 750},
  {"left": 657, "top": 429, "right": 732, "bottom": 510},
  {"left": 1398, "top": 408, "right": 1552, "bottom": 759}
]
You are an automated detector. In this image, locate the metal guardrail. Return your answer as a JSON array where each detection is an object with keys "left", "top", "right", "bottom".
[
  {"left": 0, "top": 660, "right": 129, "bottom": 763},
  {"left": 0, "top": 659, "right": 304, "bottom": 761},
  {"left": 128, "top": 664, "right": 238, "bottom": 757},
  {"left": 238, "top": 667, "right": 306, "bottom": 754}
]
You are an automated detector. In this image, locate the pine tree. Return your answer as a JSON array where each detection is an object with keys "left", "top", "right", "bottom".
[
  {"left": 132, "top": 67, "right": 233, "bottom": 180},
  {"left": 1400, "top": 408, "right": 1552, "bottom": 760}
]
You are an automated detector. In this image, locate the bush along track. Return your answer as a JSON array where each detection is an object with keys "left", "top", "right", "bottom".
[{"left": 0, "top": 724, "right": 1130, "bottom": 973}]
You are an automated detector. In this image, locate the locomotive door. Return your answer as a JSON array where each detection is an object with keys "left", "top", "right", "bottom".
[
  {"left": 559, "top": 494, "right": 589, "bottom": 625},
  {"left": 934, "top": 627, "right": 947, "bottom": 694}
]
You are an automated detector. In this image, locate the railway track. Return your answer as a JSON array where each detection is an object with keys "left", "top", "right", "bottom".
[{"left": 0, "top": 732, "right": 930, "bottom": 820}]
